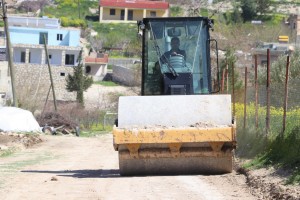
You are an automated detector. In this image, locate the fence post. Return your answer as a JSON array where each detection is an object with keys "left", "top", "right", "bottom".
[
  {"left": 266, "top": 49, "right": 271, "bottom": 135},
  {"left": 232, "top": 64, "right": 236, "bottom": 117},
  {"left": 221, "top": 68, "right": 225, "bottom": 93},
  {"left": 254, "top": 55, "right": 258, "bottom": 132},
  {"left": 244, "top": 67, "right": 248, "bottom": 130},
  {"left": 282, "top": 56, "right": 290, "bottom": 136},
  {"left": 226, "top": 64, "right": 229, "bottom": 94}
]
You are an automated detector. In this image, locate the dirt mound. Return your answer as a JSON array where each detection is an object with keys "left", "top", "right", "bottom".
[
  {"left": 37, "top": 112, "right": 78, "bottom": 130},
  {"left": 235, "top": 161, "right": 300, "bottom": 199},
  {"left": 0, "top": 132, "right": 42, "bottom": 155}
]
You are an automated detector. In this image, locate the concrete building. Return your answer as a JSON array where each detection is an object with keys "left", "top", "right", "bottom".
[
  {"left": 0, "top": 16, "right": 109, "bottom": 105},
  {"left": 99, "top": 0, "right": 169, "bottom": 23},
  {"left": 84, "top": 52, "right": 109, "bottom": 81},
  {"left": 0, "top": 16, "right": 81, "bottom": 67},
  {"left": 252, "top": 42, "right": 294, "bottom": 66},
  {"left": 287, "top": 14, "right": 300, "bottom": 47},
  {"left": 9, "top": 26, "right": 81, "bottom": 66},
  {"left": 0, "top": 16, "right": 82, "bottom": 104}
]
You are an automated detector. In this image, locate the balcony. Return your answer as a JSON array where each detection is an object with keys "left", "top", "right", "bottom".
[{"left": 85, "top": 53, "right": 108, "bottom": 64}]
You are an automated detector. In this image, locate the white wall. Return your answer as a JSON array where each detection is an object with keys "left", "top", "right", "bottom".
[
  {"left": 30, "top": 48, "right": 42, "bottom": 64},
  {"left": 13, "top": 48, "right": 26, "bottom": 63},
  {"left": 47, "top": 49, "right": 62, "bottom": 65}
]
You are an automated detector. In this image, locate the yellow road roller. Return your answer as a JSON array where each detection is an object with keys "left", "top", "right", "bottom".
[{"left": 113, "top": 17, "right": 236, "bottom": 176}]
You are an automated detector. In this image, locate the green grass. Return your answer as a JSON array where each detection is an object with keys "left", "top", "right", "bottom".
[
  {"left": 43, "top": 0, "right": 98, "bottom": 27},
  {"left": 235, "top": 103, "right": 300, "bottom": 184},
  {"left": 170, "top": 6, "right": 184, "bottom": 17},
  {"left": 0, "top": 148, "right": 17, "bottom": 157},
  {"left": 242, "top": 127, "right": 300, "bottom": 185},
  {"left": 0, "top": 152, "right": 56, "bottom": 171},
  {"left": 94, "top": 81, "right": 119, "bottom": 86},
  {"left": 87, "top": 22, "right": 140, "bottom": 56},
  {"left": 200, "top": 8, "right": 209, "bottom": 17},
  {"left": 107, "top": 64, "right": 113, "bottom": 70},
  {"left": 79, "top": 130, "right": 111, "bottom": 137}
]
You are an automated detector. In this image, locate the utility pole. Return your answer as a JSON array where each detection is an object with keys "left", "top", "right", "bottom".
[
  {"left": 43, "top": 35, "right": 57, "bottom": 111},
  {"left": 1, "top": 0, "right": 17, "bottom": 107}
]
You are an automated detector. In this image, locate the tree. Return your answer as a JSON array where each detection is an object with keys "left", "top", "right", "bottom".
[
  {"left": 240, "top": 0, "right": 257, "bottom": 22},
  {"left": 186, "top": 0, "right": 208, "bottom": 17},
  {"left": 256, "top": 0, "right": 272, "bottom": 15},
  {"left": 220, "top": 48, "right": 243, "bottom": 91},
  {"left": 66, "top": 50, "right": 93, "bottom": 107},
  {"left": 258, "top": 49, "right": 300, "bottom": 84},
  {"left": 231, "top": 2, "right": 243, "bottom": 24}
]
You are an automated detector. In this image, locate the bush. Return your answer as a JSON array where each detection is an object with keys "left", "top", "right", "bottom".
[
  {"left": 170, "top": 6, "right": 184, "bottom": 17},
  {"left": 60, "top": 17, "right": 85, "bottom": 27}
]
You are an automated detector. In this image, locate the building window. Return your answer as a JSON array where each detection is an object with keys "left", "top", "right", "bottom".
[
  {"left": 128, "top": 10, "right": 133, "bottom": 20},
  {"left": 0, "top": 31, "right": 5, "bottom": 37},
  {"left": 0, "top": 48, "right": 6, "bottom": 61},
  {"left": 49, "top": 54, "right": 52, "bottom": 59},
  {"left": 57, "top": 34, "right": 63, "bottom": 41},
  {"left": 85, "top": 66, "right": 91, "bottom": 74},
  {"left": 120, "top": 10, "right": 125, "bottom": 20},
  {"left": 110, "top": 9, "right": 115, "bottom": 15},
  {"left": 21, "top": 51, "right": 26, "bottom": 63},
  {"left": 39, "top": 32, "right": 48, "bottom": 44},
  {"left": 65, "top": 54, "right": 75, "bottom": 65},
  {"left": 261, "top": 60, "right": 267, "bottom": 65},
  {"left": 60, "top": 72, "right": 65, "bottom": 76},
  {"left": 150, "top": 11, "right": 156, "bottom": 17}
]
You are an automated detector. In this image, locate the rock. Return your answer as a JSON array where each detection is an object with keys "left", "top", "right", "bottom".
[{"left": 0, "top": 145, "right": 9, "bottom": 150}]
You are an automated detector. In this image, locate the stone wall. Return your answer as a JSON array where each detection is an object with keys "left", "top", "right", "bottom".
[
  {"left": 108, "top": 58, "right": 139, "bottom": 67},
  {"left": 14, "top": 63, "right": 76, "bottom": 103},
  {"left": 112, "top": 65, "right": 141, "bottom": 86},
  {"left": 0, "top": 62, "right": 11, "bottom": 105}
]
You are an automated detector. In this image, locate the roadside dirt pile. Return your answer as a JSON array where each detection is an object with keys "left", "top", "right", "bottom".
[
  {"left": 36, "top": 112, "right": 79, "bottom": 135},
  {"left": 236, "top": 163, "right": 300, "bottom": 199},
  {"left": 0, "top": 132, "right": 42, "bottom": 155}
]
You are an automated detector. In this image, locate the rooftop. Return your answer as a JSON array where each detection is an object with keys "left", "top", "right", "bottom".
[
  {"left": 99, "top": 0, "right": 169, "bottom": 10},
  {"left": 7, "top": 16, "right": 60, "bottom": 29}
]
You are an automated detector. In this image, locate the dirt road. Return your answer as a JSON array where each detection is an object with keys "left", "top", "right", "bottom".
[{"left": 0, "top": 134, "right": 257, "bottom": 200}]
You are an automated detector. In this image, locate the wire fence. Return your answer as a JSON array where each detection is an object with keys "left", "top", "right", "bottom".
[{"left": 223, "top": 51, "right": 300, "bottom": 138}]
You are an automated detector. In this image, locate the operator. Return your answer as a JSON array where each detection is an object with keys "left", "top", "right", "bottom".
[{"left": 160, "top": 37, "right": 186, "bottom": 63}]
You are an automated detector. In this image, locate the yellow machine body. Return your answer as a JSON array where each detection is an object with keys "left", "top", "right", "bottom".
[{"left": 113, "top": 95, "right": 236, "bottom": 176}]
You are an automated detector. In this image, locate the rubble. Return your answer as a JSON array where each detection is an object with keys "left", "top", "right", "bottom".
[
  {"left": 0, "top": 132, "right": 42, "bottom": 156},
  {"left": 36, "top": 112, "right": 79, "bottom": 136}
]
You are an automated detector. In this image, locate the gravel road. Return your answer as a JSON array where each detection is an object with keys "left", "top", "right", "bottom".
[{"left": 0, "top": 134, "right": 257, "bottom": 200}]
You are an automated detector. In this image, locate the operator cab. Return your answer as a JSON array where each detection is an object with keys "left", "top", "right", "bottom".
[{"left": 138, "top": 17, "right": 218, "bottom": 95}]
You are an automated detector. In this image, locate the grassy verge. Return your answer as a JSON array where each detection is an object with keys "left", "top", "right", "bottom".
[
  {"left": 79, "top": 130, "right": 111, "bottom": 137},
  {"left": 0, "top": 148, "right": 17, "bottom": 157},
  {"left": 94, "top": 81, "right": 119, "bottom": 86},
  {"left": 235, "top": 103, "right": 300, "bottom": 184},
  {"left": 43, "top": 0, "right": 98, "bottom": 27},
  {"left": 79, "top": 123, "right": 113, "bottom": 137},
  {"left": 79, "top": 110, "right": 117, "bottom": 137},
  {"left": 244, "top": 126, "right": 300, "bottom": 184}
]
